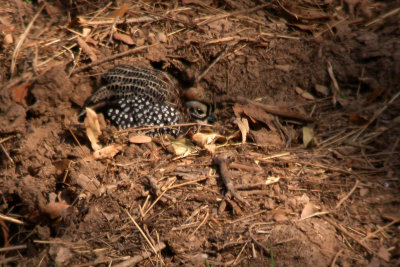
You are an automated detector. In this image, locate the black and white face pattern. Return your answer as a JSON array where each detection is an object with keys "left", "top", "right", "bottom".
[
  {"left": 106, "top": 96, "right": 181, "bottom": 136},
  {"left": 185, "top": 101, "right": 210, "bottom": 122}
]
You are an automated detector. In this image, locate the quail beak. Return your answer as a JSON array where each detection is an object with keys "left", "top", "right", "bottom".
[{"left": 206, "top": 113, "right": 218, "bottom": 124}]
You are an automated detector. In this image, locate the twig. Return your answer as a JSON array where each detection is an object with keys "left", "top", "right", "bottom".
[
  {"left": 260, "top": 32, "right": 301, "bottom": 40},
  {"left": 330, "top": 249, "right": 343, "bottom": 267},
  {"left": 196, "top": 3, "right": 271, "bottom": 26},
  {"left": 190, "top": 210, "right": 209, "bottom": 237},
  {"left": 0, "top": 245, "right": 27, "bottom": 252},
  {"left": 360, "top": 217, "right": 400, "bottom": 243},
  {"left": 113, "top": 242, "right": 166, "bottom": 267},
  {"left": 324, "top": 216, "right": 375, "bottom": 254},
  {"left": 11, "top": 3, "right": 46, "bottom": 77},
  {"left": 0, "top": 144, "right": 14, "bottom": 164},
  {"left": 71, "top": 43, "right": 159, "bottom": 74},
  {"left": 353, "top": 90, "right": 400, "bottom": 141},
  {"left": 213, "top": 155, "right": 250, "bottom": 206},
  {"left": 216, "top": 95, "right": 314, "bottom": 122},
  {"left": 0, "top": 213, "right": 25, "bottom": 225},
  {"left": 145, "top": 175, "right": 175, "bottom": 202},
  {"left": 335, "top": 180, "right": 359, "bottom": 209},
  {"left": 78, "top": 16, "right": 158, "bottom": 26},
  {"left": 124, "top": 209, "right": 164, "bottom": 265},
  {"left": 195, "top": 47, "right": 227, "bottom": 83},
  {"left": 365, "top": 7, "right": 400, "bottom": 27},
  {"left": 327, "top": 61, "right": 342, "bottom": 101},
  {"left": 115, "top": 122, "right": 212, "bottom": 134}
]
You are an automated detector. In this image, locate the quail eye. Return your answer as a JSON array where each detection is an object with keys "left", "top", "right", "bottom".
[{"left": 196, "top": 108, "right": 204, "bottom": 115}]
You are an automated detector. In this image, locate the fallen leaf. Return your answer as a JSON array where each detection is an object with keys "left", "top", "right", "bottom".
[
  {"left": 359, "top": 188, "right": 369, "bottom": 197},
  {"left": 9, "top": 82, "right": 30, "bottom": 106},
  {"left": 295, "top": 86, "right": 315, "bottom": 100},
  {"left": 155, "top": 31, "right": 167, "bottom": 43},
  {"left": 55, "top": 247, "right": 73, "bottom": 265},
  {"left": 349, "top": 113, "right": 369, "bottom": 125},
  {"left": 41, "top": 202, "right": 72, "bottom": 219},
  {"left": 273, "top": 213, "right": 288, "bottom": 222},
  {"left": 75, "top": 173, "right": 100, "bottom": 194},
  {"left": 300, "top": 202, "right": 315, "bottom": 219},
  {"left": 77, "top": 37, "right": 97, "bottom": 62},
  {"left": 265, "top": 176, "right": 281, "bottom": 185},
  {"left": 170, "top": 138, "right": 196, "bottom": 156},
  {"left": 233, "top": 103, "right": 275, "bottom": 129},
  {"left": 204, "top": 143, "right": 216, "bottom": 154},
  {"left": 234, "top": 117, "right": 249, "bottom": 144},
  {"left": 4, "top": 33, "right": 13, "bottom": 44},
  {"left": 129, "top": 135, "right": 152, "bottom": 144},
  {"left": 315, "top": 84, "right": 329, "bottom": 96},
  {"left": 302, "top": 126, "right": 316, "bottom": 147},
  {"left": 377, "top": 246, "right": 390, "bottom": 262},
  {"left": 93, "top": 144, "right": 124, "bottom": 159},
  {"left": 84, "top": 108, "right": 102, "bottom": 151},
  {"left": 192, "top": 132, "right": 225, "bottom": 147},
  {"left": 109, "top": 3, "right": 130, "bottom": 18},
  {"left": 274, "top": 64, "right": 294, "bottom": 72},
  {"left": 113, "top": 32, "right": 134, "bottom": 45}
]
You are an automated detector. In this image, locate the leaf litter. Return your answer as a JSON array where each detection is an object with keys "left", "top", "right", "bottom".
[{"left": 1, "top": 0, "right": 400, "bottom": 266}]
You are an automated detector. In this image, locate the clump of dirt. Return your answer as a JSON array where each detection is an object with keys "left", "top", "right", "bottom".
[{"left": 1, "top": 0, "right": 399, "bottom": 266}]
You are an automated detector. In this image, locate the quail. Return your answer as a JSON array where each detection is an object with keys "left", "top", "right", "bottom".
[{"left": 78, "top": 65, "right": 216, "bottom": 136}]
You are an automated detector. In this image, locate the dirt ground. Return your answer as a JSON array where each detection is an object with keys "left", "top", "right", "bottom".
[{"left": 1, "top": 0, "right": 400, "bottom": 266}]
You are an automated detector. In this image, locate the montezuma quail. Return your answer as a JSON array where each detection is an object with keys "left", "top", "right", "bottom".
[{"left": 78, "top": 65, "right": 216, "bottom": 136}]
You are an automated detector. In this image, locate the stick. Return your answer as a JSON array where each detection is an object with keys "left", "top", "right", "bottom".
[
  {"left": 11, "top": 3, "right": 46, "bottom": 77},
  {"left": 113, "top": 242, "right": 166, "bottom": 267},
  {"left": 216, "top": 95, "right": 314, "bottom": 122},
  {"left": 0, "top": 213, "right": 25, "bottom": 225},
  {"left": 0, "top": 245, "right": 27, "bottom": 252},
  {"left": 195, "top": 47, "right": 227, "bottom": 83},
  {"left": 71, "top": 43, "right": 159, "bottom": 74},
  {"left": 214, "top": 155, "right": 250, "bottom": 206},
  {"left": 335, "top": 180, "right": 359, "bottom": 209},
  {"left": 196, "top": 3, "right": 271, "bottom": 26}
]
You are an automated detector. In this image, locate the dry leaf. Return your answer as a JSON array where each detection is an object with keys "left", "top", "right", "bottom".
[
  {"left": 300, "top": 202, "right": 315, "bottom": 219},
  {"left": 170, "top": 138, "right": 196, "bottom": 156},
  {"left": 265, "top": 176, "right": 280, "bottom": 185},
  {"left": 75, "top": 173, "right": 100, "bottom": 194},
  {"left": 9, "top": 82, "right": 30, "bottom": 106},
  {"left": 93, "top": 144, "right": 124, "bottom": 160},
  {"left": 274, "top": 64, "right": 294, "bottom": 72},
  {"left": 273, "top": 213, "right": 288, "bottom": 222},
  {"left": 234, "top": 117, "right": 249, "bottom": 144},
  {"left": 377, "top": 246, "right": 390, "bottom": 262},
  {"left": 109, "top": 3, "right": 130, "bottom": 18},
  {"left": 155, "top": 31, "right": 167, "bottom": 43},
  {"left": 4, "top": 33, "right": 13, "bottom": 44},
  {"left": 113, "top": 32, "right": 134, "bottom": 45},
  {"left": 84, "top": 108, "right": 102, "bottom": 151},
  {"left": 315, "top": 84, "right": 329, "bottom": 96},
  {"left": 41, "top": 202, "right": 72, "bottom": 219},
  {"left": 192, "top": 132, "right": 225, "bottom": 147},
  {"left": 233, "top": 103, "right": 275, "bottom": 127},
  {"left": 203, "top": 144, "right": 215, "bottom": 154},
  {"left": 129, "top": 135, "right": 152, "bottom": 144},
  {"left": 302, "top": 126, "right": 316, "bottom": 147},
  {"left": 295, "top": 86, "right": 315, "bottom": 100},
  {"left": 349, "top": 113, "right": 369, "bottom": 125},
  {"left": 77, "top": 37, "right": 97, "bottom": 62}
]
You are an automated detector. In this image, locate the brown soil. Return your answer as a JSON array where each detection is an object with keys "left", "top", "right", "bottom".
[{"left": 1, "top": 0, "right": 400, "bottom": 266}]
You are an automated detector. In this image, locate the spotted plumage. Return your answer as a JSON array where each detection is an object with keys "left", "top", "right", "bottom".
[{"left": 78, "top": 65, "right": 216, "bottom": 136}]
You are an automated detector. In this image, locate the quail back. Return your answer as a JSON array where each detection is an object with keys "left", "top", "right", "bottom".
[{"left": 81, "top": 65, "right": 184, "bottom": 136}]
